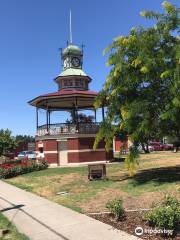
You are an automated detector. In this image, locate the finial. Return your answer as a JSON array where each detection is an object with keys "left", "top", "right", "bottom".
[{"left": 69, "top": 10, "right": 72, "bottom": 44}]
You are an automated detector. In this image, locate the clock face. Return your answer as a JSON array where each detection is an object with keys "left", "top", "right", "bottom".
[{"left": 71, "top": 57, "right": 80, "bottom": 67}]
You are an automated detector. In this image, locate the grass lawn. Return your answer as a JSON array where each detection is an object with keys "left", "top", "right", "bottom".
[
  {"left": 0, "top": 212, "right": 29, "bottom": 240},
  {"left": 5, "top": 151, "right": 180, "bottom": 213}
]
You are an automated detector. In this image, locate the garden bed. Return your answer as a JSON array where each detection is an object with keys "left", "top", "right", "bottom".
[
  {"left": 90, "top": 211, "right": 180, "bottom": 240},
  {"left": 0, "top": 161, "right": 48, "bottom": 179}
]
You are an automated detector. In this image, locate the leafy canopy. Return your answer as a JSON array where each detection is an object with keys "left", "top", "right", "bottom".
[
  {"left": 15, "top": 135, "right": 35, "bottom": 144},
  {"left": 94, "top": 2, "right": 180, "bottom": 174},
  {"left": 0, "top": 129, "right": 17, "bottom": 156}
]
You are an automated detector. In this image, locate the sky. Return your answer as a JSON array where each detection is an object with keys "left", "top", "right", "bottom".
[{"left": 0, "top": 0, "right": 179, "bottom": 136}]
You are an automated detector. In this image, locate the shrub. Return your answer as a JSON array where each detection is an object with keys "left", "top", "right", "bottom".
[
  {"left": 4, "top": 159, "right": 22, "bottom": 165},
  {"left": 144, "top": 195, "right": 180, "bottom": 233},
  {"left": 0, "top": 168, "right": 4, "bottom": 177},
  {"left": 106, "top": 199, "right": 125, "bottom": 220},
  {"left": 0, "top": 161, "right": 48, "bottom": 179}
]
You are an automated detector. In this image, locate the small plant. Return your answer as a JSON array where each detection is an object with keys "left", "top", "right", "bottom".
[
  {"left": 106, "top": 199, "right": 125, "bottom": 220},
  {"left": 144, "top": 195, "right": 180, "bottom": 233}
]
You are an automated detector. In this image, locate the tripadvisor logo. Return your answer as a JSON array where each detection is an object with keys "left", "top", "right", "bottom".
[
  {"left": 135, "top": 226, "right": 173, "bottom": 236},
  {"left": 135, "top": 227, "right": 143, "bottom": 236}
]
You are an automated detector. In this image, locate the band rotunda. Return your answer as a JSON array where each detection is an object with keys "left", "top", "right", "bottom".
[{"left": 29, "top": 43, "right": 113, "bottom": 165}]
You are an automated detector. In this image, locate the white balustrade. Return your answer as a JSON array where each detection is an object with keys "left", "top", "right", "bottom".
[{"left": 37, "top": 123, "right": 99, "bottom": 136}]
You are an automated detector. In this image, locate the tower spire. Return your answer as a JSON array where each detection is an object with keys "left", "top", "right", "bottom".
[{"left": 69, "top": 10, "right": 72, "bottom": 44}]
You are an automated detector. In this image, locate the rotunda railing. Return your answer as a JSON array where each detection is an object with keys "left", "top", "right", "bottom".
[{"left": 37, "top": 123, "right": 100, "bottom": 136}]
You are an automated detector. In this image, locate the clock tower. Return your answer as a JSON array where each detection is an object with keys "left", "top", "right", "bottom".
[
  {"left": 55, "top": 44, "right": 91, "bottom": 91},
  {"left": 28, "top": 11, "right": 113, "bottom": 166},
  {"left": 62, "top": 44, "right": 82, "bottom": 69}
]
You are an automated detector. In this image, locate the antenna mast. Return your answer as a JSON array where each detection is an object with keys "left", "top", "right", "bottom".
[{"left": 69, "top": 10, "right": 72, "bottom": 44}]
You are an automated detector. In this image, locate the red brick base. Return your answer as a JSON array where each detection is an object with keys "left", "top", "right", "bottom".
[
  {"left": 36, "top": 136, "right": 113, "bottom": 165},
  {"left": 44, "top": 153, "right": 58, "bottom": 164},
  {"left": 68, "top": 150, "right": 107, "bottom": 163}
]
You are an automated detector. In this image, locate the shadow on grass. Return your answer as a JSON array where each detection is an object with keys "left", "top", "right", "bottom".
[
  {"left": 110, "top": 175, "right": 130, "bottom": 182},
  {"left": 111, "top": 157, "right": 126, "bottom": 163},
  {"left": 133, "top": 165, "right": 180, "bottom": 184},
  {"left": 109, "top": 165, "right": 180, "bottom": 185}
]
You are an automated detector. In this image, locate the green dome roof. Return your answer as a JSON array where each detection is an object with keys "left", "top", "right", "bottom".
[{"left": 63, "top": 44, "right": 82, "bottom": 55}]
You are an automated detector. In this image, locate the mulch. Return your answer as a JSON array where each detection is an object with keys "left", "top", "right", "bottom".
[{"left": 89, "top": 211, "right": 180, "bottom": 240}]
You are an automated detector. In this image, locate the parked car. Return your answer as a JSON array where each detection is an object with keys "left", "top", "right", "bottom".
[
  {"left": 163, "top": 143, "right": 174, "bottom": 151},
  {"left": 148, "top": 145, "right": 154, "bottom": 152},
  {"left": 149, "top": 142, "right": 164, "bottom": 151},
  {"left": 17, "top": 151, "right": 36, "bottom": 160}
]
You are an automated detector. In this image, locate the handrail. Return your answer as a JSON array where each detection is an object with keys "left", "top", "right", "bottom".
[{"left": 37, "top": 122, "right": 100, "bottom": 136}]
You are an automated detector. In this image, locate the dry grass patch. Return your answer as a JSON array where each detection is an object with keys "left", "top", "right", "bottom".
[
  {"left": 81, "top": 188, "right": 129, "bottom": 213},
  {"left": 124, "top": 190, "right": 179, "bottom": 210},
  {"left": 80, "top": 185, "right": 180, "bottom": 213},
  {"left": 34, "top": 186, "right": 54, "bottom": 198},
  {"left": 47, "top": 173, "right": 83, "bottom": 186},
  {"left": 70, "top": 185, "right": 87, "bottom": 194},
  {"left": 139, "top": 152, "right": 180, "bottom": 169},
  {"left": 32, "top": 173, "right": 85, "bottom": 198}
]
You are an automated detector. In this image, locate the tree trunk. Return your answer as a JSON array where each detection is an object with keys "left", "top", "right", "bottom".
[{"left": 141, "top": 143, "right": 150, "bottom": 153}]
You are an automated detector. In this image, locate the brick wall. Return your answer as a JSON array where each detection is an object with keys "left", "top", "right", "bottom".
[
  {"left": 44, "top": 153, "right": 58, "bottom": 164},
  {"left": 36, "top": 139, "right": 58, "bottom": 164},
  {"left": 68, "top": 137, "right": 105, "bottom": 150},
  {"left": 36, "top": 136, "right": 113, "bottom": 165},
  {"left": 68, "top": 151, "right": 107, "bottom": 163},
  {"left": 114, "top": 138, "right": 128, "bottom": 152},
  {"left": 67, "top": 137, "right": 113, "bottom": 163},
  {"left": 43, "top": 140, "right": 57, "bottom": 151}
]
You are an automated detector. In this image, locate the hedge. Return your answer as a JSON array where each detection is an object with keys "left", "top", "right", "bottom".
[{"left": 0, "top": 161, "right": 48, "bottom": 179}]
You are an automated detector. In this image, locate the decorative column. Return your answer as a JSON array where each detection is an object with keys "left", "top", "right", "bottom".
[
  {"left": 36, "top": 107, "right": 39, "bottom": 131},
  {"left": 72, "top": 104, "right": 76, "bottom": 124},
  {"left": 75, "top": 98, "right": 79, "bottom": 131},
  {"left": 102, "top": 106, "right": 105, "bottom": 121},
  {"left": 46, "top": 109, "right": 49, "bottom": 133},
  {"left": 94, "top": 109, "right": 97, "bottom": 123},
  {"left": 48, "top": 110, "right": 51, "bottom": 131}
]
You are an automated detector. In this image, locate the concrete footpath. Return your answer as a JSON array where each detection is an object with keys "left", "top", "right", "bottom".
[{"left": 0, "top": 181, "right": 139, "bottom": 240}]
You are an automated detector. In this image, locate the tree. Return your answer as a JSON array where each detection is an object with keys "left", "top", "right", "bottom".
[
  {"left": 15, "top": 135, "right": 35, "bottom": 144},
  {"left": 0, "top": 129, "right": 17, "bottom": 156},
  {"left": 67, "top": 110, "right": 95, "bottom": 124},
  {"left": 94, "top": 2, "right": 180, "bottom": 175},
  {"left": 78, "top": 113, "right": 94, "bottom": 123}
]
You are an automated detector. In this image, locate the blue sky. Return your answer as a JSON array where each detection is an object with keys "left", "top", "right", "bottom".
[{"left": 0, "top": 0, "right": 179, "bottom": 136}]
